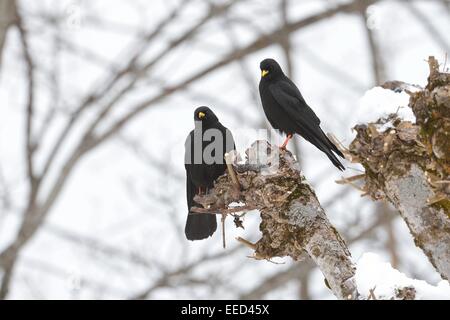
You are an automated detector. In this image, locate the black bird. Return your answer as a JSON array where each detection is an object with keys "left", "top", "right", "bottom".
[
  {"left": 258, "top": 58, "right": 345, "bottom": 171},
  {"left": 184, "top": 106, "right": 235, "bottom": 240}
]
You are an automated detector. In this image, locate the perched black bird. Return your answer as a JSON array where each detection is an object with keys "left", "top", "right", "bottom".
[
  {"left": 258, "top": 58, "right": 345, "bottom": 171},
  {"left": 184, "top": 106, "right": 235, "bottom": 240}
]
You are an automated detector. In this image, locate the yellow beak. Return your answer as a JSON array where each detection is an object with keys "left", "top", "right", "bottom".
[
  {"left": 198, "top": 111, "right": 206, "bottom": 119},
  {"left": 261, "top": 70, "right": 269, "bottom": 77}
]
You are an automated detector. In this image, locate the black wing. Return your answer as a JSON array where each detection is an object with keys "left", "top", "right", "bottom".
[
  {"left": 185, "top": 166, "right": 196, "bottom": 211},
  {"left": 184, "top": 130, "right": 217, "bottom": 240},
  {"left": 223, "top": 125, "right": 236, "bottom": 154},
  {"left": 184, "top": 130, "right": 196, "bottom": 210},
  {"left": 269, "top": 79, "right": 321, "bottom": 126},
  {"left": 269, "top": 80, "right": 345, "bottom": 170}
]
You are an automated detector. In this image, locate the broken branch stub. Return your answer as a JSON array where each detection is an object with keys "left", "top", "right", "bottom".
[
  {"left": 348, "top": 56, "right": 450, "bottom": 280},
  {"left": 195, "top": 140, "right": 358, "bottom": 300}
]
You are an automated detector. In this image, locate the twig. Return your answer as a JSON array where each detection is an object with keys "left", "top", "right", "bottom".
[
  {"left": 237, "top": 238, "right": 285, "bottom": 264},
  {"left": 190, "top": 205, "right": 258, "bottom": 215},
  {"left": 335, "top": 175, "right": 366, "bottom": 193},
  {"left": 443, "top": 52, "right": 448, "bottom": 72},
  {"left": 368, "top": 286, "right": 378, "bottom": 300},
  {"left": 335, "top": 174, "right": 366, "bottom": 184},
  {"left": 225, "top": 153, "right": 240, "bottom": 191},
  {"left": 426, "top": 194, "right": 448, "bottom": 205},
  {"left": 236, "top": 237, "right": 257, "bottom": 250},
  {"left": 221, "top": 213, "right": 226, "bottom": 249}
]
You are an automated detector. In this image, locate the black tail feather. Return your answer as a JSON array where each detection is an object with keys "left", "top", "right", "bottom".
[
  {"left": 321, "top": 128, "right": 345, "bottom": 159},
  {"left": 185, "top": 213, "right": 217, "bottom": 241},
  {"left": 329, "top": 140, "right": 345, "bottom": 159},
  {"left": 325, "top": 150, "right": 345, "bottom": 171},
  {"left": 305, "top": 129, "right": 346, "bottom": 171}
]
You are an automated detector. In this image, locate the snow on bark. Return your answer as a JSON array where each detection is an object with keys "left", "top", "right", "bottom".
[
  {"left": 356, "top": 253, "right": 450, "bottom": 300},
  {"left": 355, "top": 86, "right": 415, "bottom": 125},
  {"left": 348, "top": 56, "right": 450, "bottom": 280},
  {"left": 193, "top": 140, "right": 358, "bottom": 300}
]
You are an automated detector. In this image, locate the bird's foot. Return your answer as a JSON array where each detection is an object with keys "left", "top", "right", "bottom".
[{"left": 279, "top": 134, "right": 293, "bottom": 150}]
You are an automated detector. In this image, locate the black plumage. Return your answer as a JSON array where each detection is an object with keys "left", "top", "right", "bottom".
[
  {"left": 184, "top": 106, "right": 235, "bottom": 240},
  {"left": 258, "top": 58, "right": 345, "bottom": 171}
]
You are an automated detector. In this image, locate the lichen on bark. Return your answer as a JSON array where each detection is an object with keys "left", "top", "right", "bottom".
[
  {"left": 194, "top": 140, "right": 358, "bottom": 300},
  {"left": 348, "top": 56, "right": 450, "bottom": 280}
]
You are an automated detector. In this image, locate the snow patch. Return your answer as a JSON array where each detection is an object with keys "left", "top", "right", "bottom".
[
  {"left": 356, "top": 253, "right": 450, "bottom": 299},
  {"left": 356, "top": 87, "right": 415, "bottom": 126},
  {"left": 228, "top": 202, "right": 245, "bottom": 208}
]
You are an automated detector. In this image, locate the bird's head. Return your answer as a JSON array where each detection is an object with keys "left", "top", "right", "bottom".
[
  {"left": 194, "top": 106, "right": 219, "bottom": 126},
  {"left": 260, "top": 58, "right": 283, "bottom": 81}
]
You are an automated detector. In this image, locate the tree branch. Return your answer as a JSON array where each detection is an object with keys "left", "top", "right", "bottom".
[
  {"left": 15, "top": 3, "right": 37, "bottom": 189},
  {"left": 0, "top": 0, "right": 16, "bottom": 69},
  {"left": 194, "top": 141, "right": 358, "bottom": 300},
  {"left": 88, "top": 0, "right": 380, "bottom": 151},
  {"left": 348, "top": 56, "right": 450, "bottom": 280},
  {"left": 405, "top": 3, "right": 450, "bottom": 53},
  {"left": 360, "top": 1, "right": 386, "bottom": 84}
]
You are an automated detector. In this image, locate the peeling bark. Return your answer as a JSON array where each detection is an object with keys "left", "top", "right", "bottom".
[
  {"left": 348, "top": 56, "right": 450, "bottom": 280},
  {"left": 194, "top": 140, "right": 358, "bottom": 300}
]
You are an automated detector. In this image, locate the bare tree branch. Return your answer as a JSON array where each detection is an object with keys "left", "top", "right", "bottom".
[
  {"left": 132, "top": 245, "right": 244, "bottom": 299},
  {"left": 21, "top": 256, "right": 129, "bottom": 297},
  {"left": 360, "top": 1, "right": 386, "bottom": 84},
  {"left": 240, "top": 260, "right": 315, "bottom": 300},
  {"left": 75, "top": 1, "right": 238, "bottom": 148},
  {"left": 16, "top": 3, "right": 37, "bottom": 188},
  {"left": 405, "top": 2, "right": 450, "bottom": 53},
  {"left": 38, "top": 0, "right": 196, "bottom": 182},
  {"left": 91, "top": 0, "right": 380, "bottom": 150},
  {"left": 0, "top": 0, "right": 15, "bottom": 69}
]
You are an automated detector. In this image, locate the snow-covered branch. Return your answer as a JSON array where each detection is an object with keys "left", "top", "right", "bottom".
[
  {"left": 356, "top": 253, "right": 450, "bottom": 300},
  {"left": 194, "top": 140, "right": 358, "bottom": 300},
  {"left": 348, "top": 56, "right": 450, "bottom": 280}
]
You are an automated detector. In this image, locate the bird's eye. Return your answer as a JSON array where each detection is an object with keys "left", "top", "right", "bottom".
[{"left": 198, "top": 112, "right": 206, "bottom": 119}]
